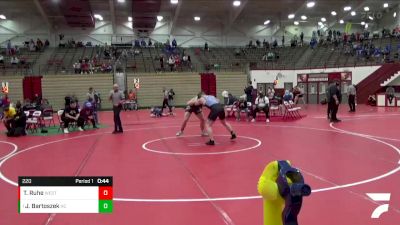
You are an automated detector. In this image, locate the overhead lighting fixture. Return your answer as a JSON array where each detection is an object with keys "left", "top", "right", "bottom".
[
  {"left": 368, "top": 16, "right": 374, "bottom": 20},
  {"left": 294, "top": 21, "right": 299, "bottom": 25},
  {"left": 0, "top": 15, "right": 6, "bottom": 20},
  {"left": 364, "top": 6, "right": 370, "bottom": 11},
  {"left": 117, "top": 0, "right": 125, "bottom": 3},
  {"left": 301, "top": 15, "right": 307, "bottom": 20},
  {"left": 361, "top": 21, "right": 365, "bottom": 25},
  {"left": 157, "top": 15, "right": 163, "bottom": 21},
  {"left": 344, "top": 6, "right": 351, "bottom": 11},
  {"left": 351, "top": 11, "right": 356, "bottom": 16},
  {"left": 365, "top": 23, "right": 369, "bottom": 28},
  {"left": 321, "top": 17, "right": 326, "bottom": 22},
  {"left": 383, "top": 3, "right": 389, "bottom": 8},
  {"left": 306, "top": 1, "right": 315, "bottom": 8},
  {"left": 194, "top": 16, "right": 200, "bottom": 21},
  {"left": 339, "top": 19, "right": 344, "bottom": 24},
  {"left": 331, "top": 11, "right": 337, "bottom": 16},
  {"left": 263, "top": 20, "right": 270, "bottom": 25},
  {"left": 318, "top": 21, "right": 323, "bottom": 26},
  {"left": 233, "top": 1, "right": 241, "bottom": 7},
  {"left": 94, "top": 14, "right": 103, "bottom": 21},
  {"left": 394, "top": 12, "right": 397, "bottom": 18},
  {"left": 170, "top": 0, "right": 178, "bottom": 4},
  {"left": 128, "top": 16, "right": 132, "bottom": 22},
  {"left": 288, "top": 14, "right": 295, "bottom": 19}
]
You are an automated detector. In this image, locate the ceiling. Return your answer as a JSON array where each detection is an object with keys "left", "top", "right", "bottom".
[{"left": 0, "top": 0, "right": 398, "bottom": 32}]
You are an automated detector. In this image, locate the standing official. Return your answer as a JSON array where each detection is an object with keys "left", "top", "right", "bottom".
[
  {"left": 328, "top": 81, "right": 341, "bottom": 123},
  {"left": 347, "top": 84, "right": 356, "bottom": 112},
  {"left": 109, "top": 84, "right": 124, "bottom": 134}
]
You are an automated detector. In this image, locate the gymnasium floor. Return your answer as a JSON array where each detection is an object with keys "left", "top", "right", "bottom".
[{"left": 0, "top": 105, "right": 399, "bottom": 225}]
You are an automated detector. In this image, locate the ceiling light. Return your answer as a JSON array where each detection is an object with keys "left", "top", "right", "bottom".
[
  {"left": 344, "top": 6, "right": 351, "bottom": 11},
  {"left": 263, "top": 20, "right": 270, "bottom": 25},
  {"left": 365, "top": 23, "right": 369, "bottom": 28},
  {"left": 128, "top": 16, "right": 132, "bottom": 22},
  {"left": 301, "top": 15, "right": 307, "bottom": 20},
  {"left": 383, "top": 3, "right": 389, "bottom": 8},
  {"left": 307, "top": 1, "right": 315, "bottom": 8},
  {"left": 331, "top": 11, "right": 337, "bottom": 16},
  {"left": 318, "top": 21, "right": 323, "bottom": 26},
  {"left": 368, "top": 16, "right": 373, "bottom": 20},
  {"left": 288, "top": 14, "right": 295, "bottom": 19},
  {"left": 94, "top": 14, "right": 103, "bottom": 21},
  {"left": 339, "top": 19, "right": 344, "bottom": 24},
  {"left": 0, "top": 15, "right": 6, "bottom": 20},
  {"left": 233, "top": 1, "right": 241, "bottom": 7},
  {"left": 170, "top": 0, "right": 178, "bottom": 4},
  {"left": 117, "top": 0, "right": 125, "bottom": 3},
  {"left": 351, "top": 11, "right": 356, "bottom": 16},
  {"left": 294, "top": 21, "right": 299, "bottom": 25},
  {"left": 194, "top": 16, "right": 200, "bottom": 21},
  {"left": 394, "top": 12, "right": 397, "bottom": 18},
  {"left": 157, "top": 16, "right": 163, "bottom": 21},
  {"left": 361, "top": 21, "right": 365, "bottom": 25},
  {"left": 321, "top": 17, "right": 326, "bottom": 22},
  {"left": 364, "top": 6, "right": 369, "bottom": 11}
]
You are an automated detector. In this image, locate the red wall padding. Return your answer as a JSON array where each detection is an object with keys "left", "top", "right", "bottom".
[
  {"left": 23, "top": 76, "right": 42, "bottom": 101},
  {"left": 200, "top": 73, "right": 216, "bottom": 96}
]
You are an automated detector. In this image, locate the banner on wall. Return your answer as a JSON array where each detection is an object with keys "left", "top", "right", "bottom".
[
  {"left": 1, "top": 81, "right": 9, "bottom": 94},
  {"left": 298, "top": 72, "right": 352, "bottom": 82}
]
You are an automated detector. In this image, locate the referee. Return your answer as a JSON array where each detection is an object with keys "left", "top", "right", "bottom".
[{"left": 109, "top": 84, "right": 124, "bottom": 134}]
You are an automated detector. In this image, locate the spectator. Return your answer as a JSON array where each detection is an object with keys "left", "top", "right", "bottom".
[
  {"left": 0, "top": 54, "right": 4, "bottom": 65},
  {"left": 6, "top": 40, "right": 12, "bottom": 55},
  {"left": 168, "top": 89, "right": 175, "bottom": 113},
  {"left": 281, "top": 35, "right": 285, "bottom": 47},
  {"left": 168, "top": 55, "right": 175, "bottom": 72},
  {"left": 386, "top": 86, "right": 395, "bottom": 104},
  {"left": 272, "top": 40, "right": 278, "bottom": 49},
  {"left": 327, "top": 81, "right": 341, "bottom": 122},
  {"left": 172, "top": 39, "right": 177, "bottom": 48},
  {"left": 29, "top": 39, "right": 36, "bottom": 52},
  {"left": 2, "top": 104, "right": 16, "bottom": 134},
  {"left": 293, "top": 86, "right": 304, "bottom": 104},
  {"left": 256, "top": 39, "right": 261, "bottom": 47},
  {"left": 283, "top": 90, "right": 293, "bottom": 102},
  {"left": 36, "top": 38, "right": 43, "bottom": 51},
  {"left": 235, "top": 96, "right": 248, "bottom": 121},
  {"left": 148, "top": 39, "right": 153, "bottom": 47},
  {"left": 159, "top": 55, "right": 165, "bottom": 71},
  {"left": 61, "top": 100, "right": 85, "bottom": 133},
  {"left": 73, "top": 61, "right": 81, "bottom": 74},
  {"left": 300, "top": 32, "right": 304, "bottom": 45},
  {"left": 204, "top": 42, "right": 209, "bottom": 51},
  {"left": 267, "top": 87, "right": 275, "bottom": 100},
  {"left": 6, "top": 102, "right": 26, "bottom": 137},
  {"left": 244, "top": 81, "right": 255, "bottom": 104},
  {"left": 81, "top": 98, "right": 98, "bottom": 129},
  {"left": 252, "top": 92, "right": 270, "bottom": 123},
  {"left": 140, "top": 39, "right": 146, "bottom": 47},
  {"left": 10, "top": 56, "right": 19, "bottom": 65},
  {"left": 45, "top": 39, "right": 50, "bottom": 47}
]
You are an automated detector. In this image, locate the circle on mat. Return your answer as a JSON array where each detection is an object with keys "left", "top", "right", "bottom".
[
  {"left": 0, "top": 141, "right": 18, "bottom": 161},
  {"left": 142, "top": 135, "right": 262, "bottom": 155}
]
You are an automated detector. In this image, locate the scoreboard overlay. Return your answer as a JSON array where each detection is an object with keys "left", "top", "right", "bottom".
[{"left": 18, "top": 177, "right": 113, "bottom": 213}]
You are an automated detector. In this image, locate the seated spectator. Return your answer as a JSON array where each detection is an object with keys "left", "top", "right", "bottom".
[
  {"left": 141, "top": 39, "right": 147, "bottom": 47},
  {"left": 386, "top": 86, "right": 395, "bottom": 104},
  {"left": 10, "top": 56, "right": 19, "bottom": 65},
  {"left": 267, "top": 87, "right": 275, "bottom": 100},
  {"left": 252, "top": 92, "right": 270, "bottom": 123},
  {"left": 204, "top": 42, "right": 209, "bottom": 51},
  {"left": 73, "top": 61, "right": 81, "bottom": 74},
  {"left": 148, "top": 39, "right": 153, "bottom": 47},
  {"left": 6, "top": 102, "right": 26, "bottom": 137},
  {"left": 235, "top": 96, "right": 249, "bottom": 121},
  {"left": 368, "top": 95, "right": 377, "bottom": 106},
  {"left": 256, "top": 39, "right": 261, "bottom": 47},
  {"left": 272, "top": 40, "right": 278, "bottom": 49},
  {"left": 45, "top": 39, "right": 50, "bottom": 47},
  {"left": 283, "top": 90, "right": 293, "bottom": 102},
  {"left": 80, "top": 98, "right": 98, "bottom": 129},
  {"left": 293, "top": 86, "right": 304, "bottom": 104},
  {"left": 61, "top": 100, "right": 85, "bottom": 133},
  {"left": 2, "top": 104, "right": 16, "bottom": 134}
]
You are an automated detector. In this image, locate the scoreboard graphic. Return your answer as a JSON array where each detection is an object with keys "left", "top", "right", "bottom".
[{"left": 18, "top": 177, "right": 113, "bottom": 214}]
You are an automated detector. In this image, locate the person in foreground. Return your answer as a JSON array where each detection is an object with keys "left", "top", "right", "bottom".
[
  {"left": 61, "top": 100, "right": 85, "bottom": 133},
  {"left": 109, "top": 84, "right": 124, "bottom": 134},
  {"left": 176, "top": 94, "right": 207, "bottom": 137},
  {"left": 194, "top": 92, "right": 236, "bottom": 145}
]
